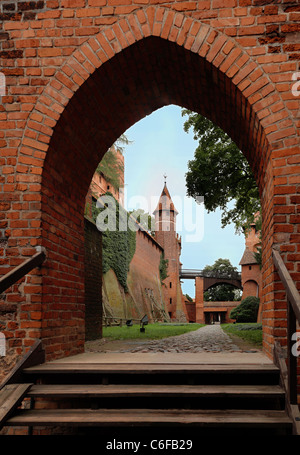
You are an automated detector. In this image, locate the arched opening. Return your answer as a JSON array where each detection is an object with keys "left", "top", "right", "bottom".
[
  {"left": 243, "top": 279, "right": 260, "bottom": 299},
  {"left": 34, "top": 24, "right": 278, "bottom": 360}
]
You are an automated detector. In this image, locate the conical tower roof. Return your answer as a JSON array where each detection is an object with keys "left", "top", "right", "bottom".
[
  {"left": 239, "top": 247, "right": 257, "bottom": 266},
  {"left": 153, "top": 182, "right": 178, "bottom": 215}
]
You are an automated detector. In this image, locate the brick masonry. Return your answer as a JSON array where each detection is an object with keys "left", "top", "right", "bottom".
[
  {"left": 102, "top": 227, "right": 166, "bottom": 323},
  {"left": 84, "top": 216, "right": 102, "bottom": 341},
  {"left": 0, "top": 2, "right": 298, "bottom": 372},
  {"left": 153, "top": 183, "right": 188, "bottom": 321}
]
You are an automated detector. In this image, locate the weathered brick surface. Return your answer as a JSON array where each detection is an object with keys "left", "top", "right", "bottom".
[
  {"left": 153, "top": 185, "right": 186, "bottom": 320},
  {"left": 84, "top": 216, "right": 102, "bottom": 341},
  {"left": 0, "top": 1, "right": 298, "bottom": 364},
  {"left": 127, "top": 228, "right": 165, "bottom": 320}
]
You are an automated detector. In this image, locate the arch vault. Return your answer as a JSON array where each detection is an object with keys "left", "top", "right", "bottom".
[{"left": 0, "top": 6, "right": 299, "bottom": 361}]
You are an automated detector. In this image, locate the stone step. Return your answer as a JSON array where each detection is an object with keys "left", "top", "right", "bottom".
[
  {"left": 23, "top": 362, "right": 280, "bottom": 385},
  {"left": 28, "top": 383, "right": 284, "bottom": 398},
  {"left": 27, "top": 383, "right": 285, "bottom": 410},
  {"left": 6, "top": 408, "right": 293, "bottom": 433}
]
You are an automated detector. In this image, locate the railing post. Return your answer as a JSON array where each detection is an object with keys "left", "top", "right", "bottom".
[
  {"left": 0, "top": 247, "right": 46, "bottom": 294},
  {"left": 287, "top": 299, "right": 297, "bottom": 405}
]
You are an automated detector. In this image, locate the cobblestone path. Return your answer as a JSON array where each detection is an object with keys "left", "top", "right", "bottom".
[
  {"left": 86, "top": 324, "right": 259, "bottom": 354},
  {"left": 124, "top": 324, "right": 241, "bottom": 353}
]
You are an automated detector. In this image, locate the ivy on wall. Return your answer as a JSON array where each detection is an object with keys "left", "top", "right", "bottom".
[
  {"left": 92, "top": 193, "right": 136, "bottom": 292},
  {"left": 96, "top": 148, "right": 124, "bottom": 191},
  {"left": 159, "top": 252, "right": 169, "bottom": 284}
]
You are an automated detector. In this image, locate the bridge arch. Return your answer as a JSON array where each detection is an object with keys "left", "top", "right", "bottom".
[
  {"left": 3, "top": 7, "right": 298, "bottom": 360},
  {"left": 203, "top": 278, "right": 242, "bottom": 293}
]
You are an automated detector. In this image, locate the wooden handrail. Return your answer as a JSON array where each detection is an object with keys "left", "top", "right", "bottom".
[
  {"left": 0, "top": 247, "right": 46, "bottom": 294},
  {"left": 272, "top": 248, "right": 300, "bottom": 409},
  {"left": 272, "top": 249, "right": 300, "bottom": 323},
  {"left": 273, "top": 341, "right": 300, "bottom": 435},
  {"left": 0, "top": 339, "right": 45, "bottom": 391}
]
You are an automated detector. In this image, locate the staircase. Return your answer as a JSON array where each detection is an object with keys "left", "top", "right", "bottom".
[{"left": 0, "top": 359, "right": 294, "bottom": 436}]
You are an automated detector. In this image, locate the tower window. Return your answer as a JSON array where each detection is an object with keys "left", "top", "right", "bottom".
[
  {"left": 249, "top": 265, "right": 252, "bottom": 270},
  {"left": 169, "top": 282, "right": 172, "bottom": 288},
  {"left": 170, "top": 298, "right": 172, "bottom": 305}
]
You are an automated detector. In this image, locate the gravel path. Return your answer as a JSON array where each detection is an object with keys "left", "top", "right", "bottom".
[{"left": 86, "top": 324, "right": 259, "bottom": 354}]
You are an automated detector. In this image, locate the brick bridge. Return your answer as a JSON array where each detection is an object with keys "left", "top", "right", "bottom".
[
  {"left": 180, "top": 268, "right": 242, "bottom": 291},
  {"left": 0, "top": 1, "right": 299, "bottom": 365}
]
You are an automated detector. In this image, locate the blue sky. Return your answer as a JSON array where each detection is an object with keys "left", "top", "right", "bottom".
[{"left": 123, "top": 104, "right": 245, "bottom": 297}]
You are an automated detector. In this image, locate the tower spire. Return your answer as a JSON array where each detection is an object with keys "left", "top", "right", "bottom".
[{"left": 153, "top": 176, "right": 178, "bottom": 216}]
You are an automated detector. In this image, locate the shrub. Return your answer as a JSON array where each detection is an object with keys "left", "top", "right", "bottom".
[{"left": 230, "top": 296, "right": 260, "bottom": 323}]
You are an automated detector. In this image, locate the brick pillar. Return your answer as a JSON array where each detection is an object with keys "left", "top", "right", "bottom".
[{"left": 195, "top": 277, "right": 205, "bottom": 324}]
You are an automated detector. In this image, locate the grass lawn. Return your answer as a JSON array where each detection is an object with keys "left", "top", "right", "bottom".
[
  {"left": 102, "top": 323, "right": 205, "bottom": 340},
  {"left": 222, "top": 323, "right": 263, "bottom": 347}
]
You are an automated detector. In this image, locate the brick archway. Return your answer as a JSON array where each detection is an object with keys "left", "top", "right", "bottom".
[{"left": 2, "top": 7, "right": 299, "bottom": 360}]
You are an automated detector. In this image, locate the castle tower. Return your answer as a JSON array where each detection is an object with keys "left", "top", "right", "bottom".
[
  {"left": 239, "top": 215, "right": 262, "bottom": 302},
  {"left": 153, "top": 180, "right": 178, "bottom": 237},
  {"left": 153, "top": 178, "right": 186, "bottom": 321}
]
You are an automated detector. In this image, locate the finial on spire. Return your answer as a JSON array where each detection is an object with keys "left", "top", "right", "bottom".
[{"left": 163, "top": 173, "right": 167, "bottom": 185}]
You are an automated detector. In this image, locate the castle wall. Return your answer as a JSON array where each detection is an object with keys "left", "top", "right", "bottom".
[
  {"left": 185, "top": 301, "right": 196, "bottom": 323},
  {"left": 184, "top": 299, "right": 241, "bottom": 324},
  {"left": 240, "top": 219, "right": 263, "bottom": 303},
  {"left": 102, "top": 227, "right": 167, "bottom": 323},
  {"left": 84, "top": 217, "right": 102, "bottom": 341},
  {"left": 153, "top": 185, "right": 186, "bottom": 321}
]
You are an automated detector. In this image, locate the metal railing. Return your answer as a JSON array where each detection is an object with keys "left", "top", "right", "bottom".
[
  {"left": 180, "top": 268, "right": 241, "bottom": 280},
  {"left": 103, "top": 316, "right": 141, "bottom": 327},
  {"left": 0, "top": 247, "right": 46, "bottom": 294},
  {"left": 272, "top": 249, "right": 300, "bottom": 409}
]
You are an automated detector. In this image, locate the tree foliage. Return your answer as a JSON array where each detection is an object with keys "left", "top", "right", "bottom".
[
  {"left": 114, "top": 134, "right": 132, "bottom": 152},
  {"left": 252, "top": 215, "right": 262, "bottom": 269},
  {"left": 96, "top": 134, "right": 131, "bottom": 191},
  {"left": 96, "top": 147, "right": 124, "bottom": 191},
  {"left": 182, "top": 110, "right": 261, "bottom": 233},
  {"left": 203, "top": 258, "right": 241, "bottom": 302},
  {"left": 230, "top": 296, "right": 260, "bottom": 323},
  {"left": 129, "top": 209, "right": 155, "bottom": 235}
]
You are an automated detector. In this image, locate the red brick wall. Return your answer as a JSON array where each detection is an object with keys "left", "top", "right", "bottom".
[
  {"left": 102, "top": 227, "right": 165, "bottom": 322},
  {"left": 186, "top": 300, "right": 241, "bottom": 324},
  {"left": 195, "top": 276, "right": 204, "bottom": 324},
  {"left": 242, "top": 264, "right": 262, "bottom": 300},
  {"left": 155, "top": 225, "right": 182, "bottom": 318},
  {"left": 127, "top": 229, "right": 165, "bottom": 320},
  {"left": 193, "top": 277, "right": 242, "bottom": 324},
  {"left": 185, "top": 301, "right": 196, "bottom": 323},
  {"left": 203, "top": 301, "right": 241, "bottom": 323},
  {"left": 0, "top": 1, "right": 298, "bottom": 361},
  {"left": 132, "top": 229, "right": 162, "bottom": 285},
  {"left": 86, "top": 146, "right": 125, "bottom": 212}
]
